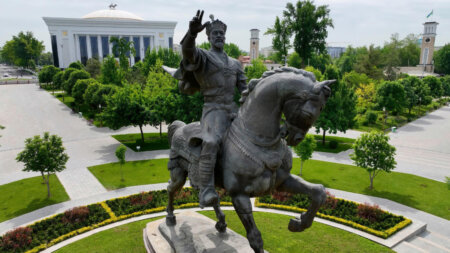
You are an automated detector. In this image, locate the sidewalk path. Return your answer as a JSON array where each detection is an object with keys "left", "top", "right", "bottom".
[
  {"left": 0, "top": 85, "right": 167, "bottom": 199},
  {"left": 0, "top": 183, "right": 448, "bottom": 240}
]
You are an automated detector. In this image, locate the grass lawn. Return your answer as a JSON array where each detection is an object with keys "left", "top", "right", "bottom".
[
  {"left": 292, "top": 159, "right": 450, "bottom": 220},
  {"left": 113, "top": 133, "right": 354, "bottom": 153},
  {"left": 0, "top": 175, "right": 70, "bottom": 222},
  {"left": 88, "top": 157, "right": 449, "bottom": 219},
  {"left": 56, "top": 211, "right": 392, "bottom": 253},
  {"left": 311, "top": 135, "right": 355, "bottom": 153},
  {"left": 112, "top": 132, "right": 169, "bottom": 152},
  {"left": 88, "top": 159, "right": 170, "bottom": 190}
]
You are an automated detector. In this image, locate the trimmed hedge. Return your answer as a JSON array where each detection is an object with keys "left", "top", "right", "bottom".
[{"left": 256, "top": 192, "right": 411, "bottom": 238}]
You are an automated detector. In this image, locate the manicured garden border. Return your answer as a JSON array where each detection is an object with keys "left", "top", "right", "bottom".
[
  {"left": 0, "top": 188, "right": 410, "bottom": 253},
  {"left": 255, "top": 197, "right": 411, "bottom": 239}
]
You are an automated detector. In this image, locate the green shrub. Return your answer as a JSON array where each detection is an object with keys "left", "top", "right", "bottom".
[
  {"left": 52, "top": 71, "right": 64, "bottom": 90},
  {"left": 365, "top": 110, "right": 377, "bottom": 125},
  {"left": 328, "top": 140, "right": 338, "bottom": 149},
  {"left": 65, "top": 70, "right": 90, "bottom": 95},
  {"left": 68, "top": 61, "right": 84, "bottom": 70}
]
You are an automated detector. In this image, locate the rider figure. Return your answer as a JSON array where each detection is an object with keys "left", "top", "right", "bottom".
[{"left": 178, "top": 10, "right": 247, "bottom": 207}]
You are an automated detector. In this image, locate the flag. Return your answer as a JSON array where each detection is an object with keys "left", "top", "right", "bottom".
[{"left": 426, "top": 10, "right": 433, "bottom": 18}]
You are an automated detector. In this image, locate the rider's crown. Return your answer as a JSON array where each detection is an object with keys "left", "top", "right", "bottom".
[{"left": 206, "top": 14, "right": 227, "bottom": 36}]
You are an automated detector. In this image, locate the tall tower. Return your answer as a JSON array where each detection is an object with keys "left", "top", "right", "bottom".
[
  {"left": 420, "top": 21, "right": 438, "bottom": 72},
  {"left": 250, "top": 29, "right": 260, "bottom": 61}
]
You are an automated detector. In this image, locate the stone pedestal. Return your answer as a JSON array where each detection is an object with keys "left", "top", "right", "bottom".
[{"left": 143, "top": 211, "right": 258, "bottom": 253}]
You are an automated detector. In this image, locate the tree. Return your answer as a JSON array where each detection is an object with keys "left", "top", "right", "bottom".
[
  {"left": 0, "top": 31, "right": 44, "bottom": 67},
  {"left": 64, "top": 70, "right": 90, "bottom": 96},
  {"left": 441, "top": 76, "right": 450, "bottom": 96},
  {"left": 38, "top": 52, "right": 53, "bottom": 66},
  {"left": 376, "top": 81, "right": 406, "bottom": 115},
  {"left": 146, "top": 59, "right": 178, "bottom": 136},
  {"left": 341, "top": 71, "right": 371, "bottom": 90},
  {"left": 283, "top": 0, "right": 333, "bottom": 68},
  {"left": 304, "top": 66, "right": 322, "bottom": 81},
  {"left": 100, "top": 55, "right": 122, "bottom": 86},
  {"left": 422, "top": 76, "right": 443, "bottom": 98},
  {"left": 350, "top": 131, "right": 396, "bottom": 190},
  {"left": 68, "top": 61, "right": 84, "bottom": 70},
  {"left": 399, "top": 34, "right": 420, "bottom": 66},
  {"left": 399, "top": 76, "right": 422, "bottom": 114},
  {"left": 382, "top": 34, "right": 401, "bottom": 80},
  {"left": 72, "top": 78, "right": 96, "bottom": 106},
  {"left": 115, "top": 144, "right": 127, "bottom": 181},
  {"left": 197, "top": 42, "right": 244, "bottom": 59},
  {"left": 85, "top": 58, "right": 101, "bottom": 78},
  {"left": 245, "top": 59, "right": 267, "bottom": 81},
  {"left": 142, "top": 47, "right": 181, "bottom": 77},
  {"left": 102, "top": 84, "right": 152, "bottom": 143},
  {"left": 38, "top": 65, "right": 60, "bottom": 88},
  {"left": 16, "top": 132, "right": 69, "bottom": 198},
  {"left": 52, "top": 71, "right": 64, "bottom": 90},
  {"left": 293, "top": 134, "right": 316, "bottom": 176},
  {"left": 434, "top": 44, "right": 450, "bottom": 75},
  {"left": 110, "top": 37, "right": 135, "bottom": 72},
  {"left": 265, "top": 16, "right": 291, "bottom": 65},
  {"left": 287, "top": 52, "right": 302, "bottom": 68},
  {"left": 354, "top": 82, "right": 376, "bottom": 110},
  {"left": 309, "top": 52, "right": 331, "bottom": 73},
  {"left": 315, "top": 65, "right": 356, "bottom": 144},
  {"left": 354, "top": 45, "right": 384, "bottom": 80}
]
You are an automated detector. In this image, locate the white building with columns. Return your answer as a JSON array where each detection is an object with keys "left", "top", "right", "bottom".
[{"left": 43, "top": 5, "right": 176, "bottom": 68}]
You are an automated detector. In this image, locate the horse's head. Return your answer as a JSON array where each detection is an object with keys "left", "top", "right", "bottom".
[{"left": 280, "top": 72, "right": 334, "bottom": 146}]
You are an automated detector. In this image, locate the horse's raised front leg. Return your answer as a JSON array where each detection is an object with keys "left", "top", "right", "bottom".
[
  {"left": 232, "top": 194, "right": 264, "bottom": 253},
  {"left": 213, "top": 202, "right": 227, "bottom": 233},
  {"left": 166, "top": 163, "right": 187, "bottom": 226},
  {"left": 277, "top": 174, "right": 326, "bottom": 232}
]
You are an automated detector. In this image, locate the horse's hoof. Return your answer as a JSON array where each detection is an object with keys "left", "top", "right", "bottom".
[
  {"left": 166, "top": 215, "right": 176, "bottom": 226},
  {"left": 215, "top": 221, "right": 227, "bottom": 233},
  {"left": 288, "top": 214, "right": 311, "bottom": 232}
]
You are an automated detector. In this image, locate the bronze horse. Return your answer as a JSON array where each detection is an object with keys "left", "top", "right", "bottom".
[{"left": 165, "top": 67, "right": 334, "bottom": 252}]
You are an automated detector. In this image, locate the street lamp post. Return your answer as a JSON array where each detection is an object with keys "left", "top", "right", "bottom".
[{"left": 136, "top": 146, "right": 141, "bottom": 152}]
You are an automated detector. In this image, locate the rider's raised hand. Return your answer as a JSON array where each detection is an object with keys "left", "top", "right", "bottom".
[{"left": 189, "top": 10, "right": 209, "bottom": 35}]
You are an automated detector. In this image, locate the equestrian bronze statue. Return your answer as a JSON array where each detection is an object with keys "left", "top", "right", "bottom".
[{"left": 163, "top": 10, "right": 334, "bottom": 253}]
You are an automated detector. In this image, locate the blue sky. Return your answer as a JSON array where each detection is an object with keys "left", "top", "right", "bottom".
[{"left": 0, "top": 0, "right": 449, "bottom": 53}]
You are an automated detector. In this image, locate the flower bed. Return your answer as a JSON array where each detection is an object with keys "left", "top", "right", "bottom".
[
  {"left": 0, "top": 188, "right": 232, "bottom": 253},
  {"left": 0, "top": 204, "right": 110, "bottom": 253},
  {"left": 256, "top": 191, "right": 411, "bottom": 238}
]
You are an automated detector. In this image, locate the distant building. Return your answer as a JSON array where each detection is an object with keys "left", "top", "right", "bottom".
[
  {"left": 397, "top": 20, "right": 439, "bottom": 77},
  {"left": 43, "top": 4, "right": 176, "bottom": 68},
  {"left": 250, "top": 29, "right": 260, "bottom": 61},
  {"left": 326, "top": 47, "right": 346, "bottom": 59},
  {"left": 419, "top": 21, "right": 438, "bottom": 72},
  {"left": 260, "top": 46, "right": 276, "bottom": 58}
]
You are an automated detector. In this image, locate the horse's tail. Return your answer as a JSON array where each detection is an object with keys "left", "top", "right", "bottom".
[{"left": 168, "top": 120, "right": 186, "bottom": 146}]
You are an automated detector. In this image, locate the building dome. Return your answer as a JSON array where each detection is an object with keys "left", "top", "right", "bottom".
[{"left": 82, "top": 5, "right": 143, "bottom": 21}]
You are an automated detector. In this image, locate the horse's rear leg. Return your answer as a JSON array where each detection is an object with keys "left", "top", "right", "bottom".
[
  {"left": 166, "top": 164, "right": 187, "bottom": 226},
  {"left": 213, "top": 202, "right": 227, "bottom": 233},
  {"left": 232, "top": 194, "right": 264, "bottom": 253},
  {"left": 277, "top": 174, "right": 326, "bottom": 232}
]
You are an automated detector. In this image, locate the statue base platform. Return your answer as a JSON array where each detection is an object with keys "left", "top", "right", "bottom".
[{"left": 143, "top": 211, "right": 261, "bottom": 253}]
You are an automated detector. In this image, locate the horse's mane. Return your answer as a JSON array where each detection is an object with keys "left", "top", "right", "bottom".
[{"left": 240, "top": 67, "right": 317, "bottom": 104}]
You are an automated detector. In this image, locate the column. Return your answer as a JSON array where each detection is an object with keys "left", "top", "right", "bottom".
[
  {"left": 86, "top": 35, "right": 92, "bottom": 59},
  {"left": 97, "top": 35, "right": 103, "bottom": 62},
  {"left": 140, "top": 35, "right": 144, "bottom": 60}
]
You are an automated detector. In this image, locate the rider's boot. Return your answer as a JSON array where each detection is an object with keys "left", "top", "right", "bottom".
[{"left": 199, "top": 154, "right": 219, "bottom": 208}]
